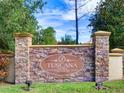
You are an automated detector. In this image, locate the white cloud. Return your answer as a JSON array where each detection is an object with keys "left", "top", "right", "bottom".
[
  {"left": 36, "top": 9, "right": 64, "bottom": 19},
  {"left": 64, "top": 0, "right": 89, "bottom": 6},
  {"left": 37, "top": 17, "right": 63, "bottom": 28},
  {"left": 36, "top": 9, "right": 65, "bottom": 28},
  {"left": 62, "top": 0, "right": 101, "bottom": 20},
  {"left": 79, "top": 0, "right": 100, "bottom": 13},
  {"left": 42, "top": 9, "right": 64, "bottom": 16},
  {"left": 62, "top": 10, "right": 75, "bottom": 20}
]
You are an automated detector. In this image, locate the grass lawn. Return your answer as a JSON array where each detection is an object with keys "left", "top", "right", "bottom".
[{"left": 0, "top": 80, "right": 124, "bottom": 93}]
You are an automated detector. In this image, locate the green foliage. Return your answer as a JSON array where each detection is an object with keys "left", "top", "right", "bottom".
[
  {"left": 60, "top": 35, "right": 76, "bottom": 44},
  {"left": 0, "top": 0, "right": 43, "bottom": 51},
  {"left": 34, "top": 27, "right": 57, "bottom": 45},
  {"left": 89, "top": 0, "right": 124, "bottom": 49},
  {"left": 0, "top": 36, "right": 9, "bottom": 51}
]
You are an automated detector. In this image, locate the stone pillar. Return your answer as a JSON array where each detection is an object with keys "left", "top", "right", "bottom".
[
  {"left": 14, "top": 33, "right": 32, "bottom": 83},
  {"left": 94, "top": 31, "right": 111, "bottom": 82},
  {"left": 111, "top": 48, "right": 124, "bottom": 78}
]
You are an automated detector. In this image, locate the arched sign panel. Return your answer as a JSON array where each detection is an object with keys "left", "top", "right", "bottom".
[{"left": 41, "top": 54, "right": 83, "bottom": 76}]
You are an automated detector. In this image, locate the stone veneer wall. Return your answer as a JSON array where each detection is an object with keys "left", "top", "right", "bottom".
[
  {"left": 29, "top": 46, "right": 95, "bottom": 82},
  {"left": 14, "top": 31, "right": 111, "bottom": 83},
  {"left": 94, "top": 31, "right": 111, "bottom": 82}
]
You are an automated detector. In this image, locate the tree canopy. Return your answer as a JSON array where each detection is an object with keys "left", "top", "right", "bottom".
[
  {"left": 89, "top": 0, "right": 124, "bottom": 49},
  {"left": 34, "top": 27, "right": 57, "bottom": 45},
  {"left": 0, "top": 0, "right": 57, "bottom": 51}
]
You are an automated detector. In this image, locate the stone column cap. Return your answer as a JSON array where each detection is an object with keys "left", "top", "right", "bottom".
[
  {"left": 109, "top": 53, "right": 123, "bottom": 57},
  {"left": 111, "top": 48, "right": 124, "bottom": 53},
  {"left": 14, "top": 32, "right": 33, "bottom": 37},
  {"left": 30, "top": 43, "right": 93, "bottom": 48},
  {"left": 94, "top": 31, "right": 111, "bottom": 36}
]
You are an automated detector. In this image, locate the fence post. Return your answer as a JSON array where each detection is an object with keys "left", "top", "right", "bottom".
[
  {"left": 14, "top": 33, "right": 32, "bottom": 83},
  {"left": 94, "top": 31, "right": 111, "bottom": 82}
]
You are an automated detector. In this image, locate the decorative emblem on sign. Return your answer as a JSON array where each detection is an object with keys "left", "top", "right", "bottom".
[{"left": 41, "top": 54, "right": 83, "bottom": 76}]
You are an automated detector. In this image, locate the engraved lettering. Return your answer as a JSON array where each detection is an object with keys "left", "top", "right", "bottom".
[{"left": 41, "top": 54, "right": 83, "bottom": 76}]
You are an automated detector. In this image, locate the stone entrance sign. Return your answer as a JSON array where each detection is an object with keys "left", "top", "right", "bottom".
[
  {"left": 14, "top": 31, "right": 111, "bottom": 83},
  {"left": 41, "top": 54, "right": 83, "bottom": 76}
]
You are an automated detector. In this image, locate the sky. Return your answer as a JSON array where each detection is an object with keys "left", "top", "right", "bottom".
[{"left": 36, "top": 0, "right": 101, "bottom": 43}]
